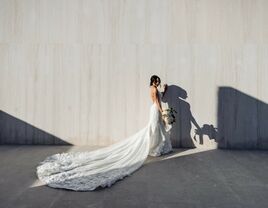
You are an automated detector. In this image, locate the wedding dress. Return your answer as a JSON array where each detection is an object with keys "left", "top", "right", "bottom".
[{"left": 36, "top": 91, "right": 173, "bottom": 191}]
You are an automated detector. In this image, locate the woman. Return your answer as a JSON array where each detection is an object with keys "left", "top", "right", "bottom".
[{"left": 36, "top": 75, "right": 173, "bottom": 191}]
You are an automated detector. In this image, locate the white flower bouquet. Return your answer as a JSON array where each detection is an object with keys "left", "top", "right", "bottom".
[{"left": 162, "top": 107, "right": 177, "bottom": 125}]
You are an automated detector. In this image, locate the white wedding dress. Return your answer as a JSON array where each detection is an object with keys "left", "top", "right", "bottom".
[{"left": 36, "top": 91, "right": 173, "bottom": 191}]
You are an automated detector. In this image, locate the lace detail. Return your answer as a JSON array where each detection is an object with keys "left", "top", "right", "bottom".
[
  {"left": 148, "top": 113, "right": 173, "bottom": 157},
  {"left": 37, "top": 154, "right": 145, "bottom": 191},
  {"left": 36, "top": 98, "right": 173, "bottom": 191}
]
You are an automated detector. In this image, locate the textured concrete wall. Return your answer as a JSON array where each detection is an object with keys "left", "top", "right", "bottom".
[
  {"left": 0, "top": 0, "right": 268, "bottom": 148},
  {"left": 217, "top": 87, "right": 268, "bottom": 149}
]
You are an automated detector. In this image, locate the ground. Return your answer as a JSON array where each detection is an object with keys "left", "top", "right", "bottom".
[{"left": 0, "top": 145, "right": 267, "bottom": 208}]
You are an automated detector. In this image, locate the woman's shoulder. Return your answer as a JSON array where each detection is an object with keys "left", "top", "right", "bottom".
[{"left": 150, "top": 86, "right": 158, "bottom": 93}]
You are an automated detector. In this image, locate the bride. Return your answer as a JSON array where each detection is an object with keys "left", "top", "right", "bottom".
[{"left": 36, "top": 75, "right": 173, "bottom": 191}]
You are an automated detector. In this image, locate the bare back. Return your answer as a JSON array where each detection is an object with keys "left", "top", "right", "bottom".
[{"left": 150, "top": 86, "right": 159, "bottom": 103}]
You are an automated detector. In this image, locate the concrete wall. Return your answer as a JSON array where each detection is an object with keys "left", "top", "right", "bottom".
[{"left": 0, "top": 0, "right": 268, "bottom": 149}]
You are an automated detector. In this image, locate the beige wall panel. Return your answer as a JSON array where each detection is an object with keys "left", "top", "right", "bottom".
[{"left": 0, "top": 0, "right": 267, "bottom": 148}]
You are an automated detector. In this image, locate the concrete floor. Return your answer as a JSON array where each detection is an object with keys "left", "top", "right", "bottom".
[{"left": 0, "top": 145, "right": 267, "bottom": 208}]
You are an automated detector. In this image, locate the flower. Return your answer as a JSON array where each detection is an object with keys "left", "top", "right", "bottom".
[{"left": 162, "top": 107, "right": 177, "bottom": 125}]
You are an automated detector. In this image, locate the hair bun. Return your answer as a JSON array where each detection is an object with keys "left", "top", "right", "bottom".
[{"left": 150, "top": 75, "right": 161, "bottom": 86}]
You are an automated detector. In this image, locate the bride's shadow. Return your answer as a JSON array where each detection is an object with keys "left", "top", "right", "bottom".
[{"left": 161, "top": 85, "right": 202, "bottom": 148}]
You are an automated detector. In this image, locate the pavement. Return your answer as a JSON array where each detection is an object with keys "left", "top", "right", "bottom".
[{"left": 0, "top": 145, "right": 267, "bottom": 208}]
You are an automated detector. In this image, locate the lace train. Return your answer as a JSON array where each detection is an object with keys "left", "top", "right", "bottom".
[{"left": 36, "top": 99, "right": 173, "bottom": 191}]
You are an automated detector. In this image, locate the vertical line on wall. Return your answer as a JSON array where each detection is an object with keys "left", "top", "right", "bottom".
[
  {"left": 256, "top": 46, "right": 260, "bottom": 148},
  {"left": 135, "top": 44, "right": 140, "bottom": 128},
  {"left": 144, "top": 0, "right": 150, "bottom": 43},
  {"left": 123, "top": 46, "right": 127, "bottom": 138},
  {"left": 52, "top": 45, "right": 57, "bottom": 144},
  {"left": 78, "top": 45, "right": 82, "bottom": 144},
  {"left": 106, "top": 45, "right": 111, "bottom": 144},
  {"left": 33, "top": 45, "right": 38, "bottom": 144},
  {"left": 96, "top": 44, "right": 101, "bottom": 146},
  {"left": 86, "top": 45, "right": 93, "bottom": 145}
]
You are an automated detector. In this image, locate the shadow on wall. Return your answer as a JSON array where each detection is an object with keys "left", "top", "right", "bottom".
[
  {"left": 193, "top": 124, "right": 218, "bottom": 145},
  {"left": 217, "top": 87, "right": 268, "bottom": 150},
  {"left": 162, "top": 85, "right": 268, "bottom": 150},
  {"left": 162, "top": 85, "right": 203, "bottom": 148},
  {"left": 0, "top": 110, "right": 72, "bottom": 145}
]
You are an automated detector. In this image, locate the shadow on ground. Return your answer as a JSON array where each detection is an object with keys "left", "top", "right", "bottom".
[{"left": 0, "top": 146, "right": 267, "bottom": 208}]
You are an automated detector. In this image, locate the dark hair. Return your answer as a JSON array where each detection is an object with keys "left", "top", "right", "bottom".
[{"left": 150, "top": 75, "right": 161, "bottom": 86}]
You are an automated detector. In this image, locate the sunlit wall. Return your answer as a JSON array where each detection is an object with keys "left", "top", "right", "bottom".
[{"left": 0, "top": 0, "right": 267, "bottom": 148}]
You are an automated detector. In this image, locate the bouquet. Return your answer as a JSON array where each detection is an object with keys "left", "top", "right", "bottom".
[{"left": 162, "top": 107, "right": 177, "bottom": 125}]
